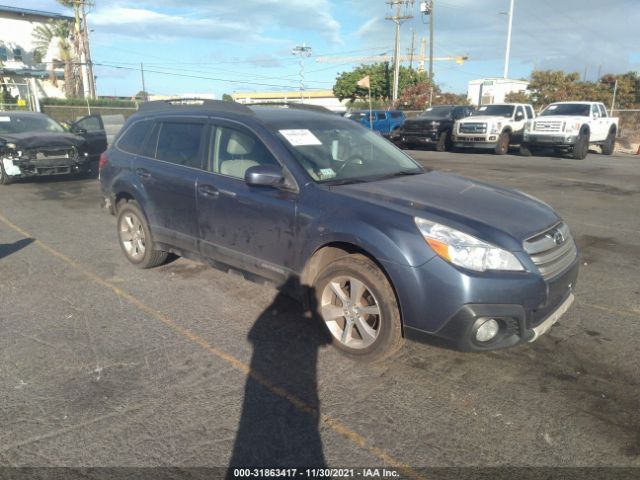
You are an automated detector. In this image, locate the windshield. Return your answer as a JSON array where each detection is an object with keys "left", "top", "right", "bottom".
[
  {"left": 474, "top": 105, "right": 514, "bottom": 118},
  {"left": 419, "top": 106, "right": 454, "bottom": 119},
  {"left": 0, "top": 113, "right": 65, "bottom": 135},
  {"left": 269, "top": 118, "right": 423, "bottom": 185},
  {"left": 540, "top": 104, "right": 591, "bottom": 117}
]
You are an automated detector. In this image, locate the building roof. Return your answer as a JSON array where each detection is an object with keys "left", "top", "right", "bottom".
[{"left": 0, "top": 5, "right": 73, "bottom": 21}]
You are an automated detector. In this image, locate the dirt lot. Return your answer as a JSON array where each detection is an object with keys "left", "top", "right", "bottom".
[{"left": 0, "top": 149, "right": 639, "bottom": 477}]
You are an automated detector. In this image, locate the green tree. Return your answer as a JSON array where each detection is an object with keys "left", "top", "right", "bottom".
[
  {"left": 333, "top": 63, "right": 426, "bottom": 102},
  {"left": 600, "top": 72, "right": 638, "bottom": 110},
  {"left": 222, "top": 93, "right": 235, "bottom": 102},
  {"left": 504, "top": 90, "right": 530, "bottom": 104},
  {"left": 398, "top": 81, "right": 439, "bottom": 109}
]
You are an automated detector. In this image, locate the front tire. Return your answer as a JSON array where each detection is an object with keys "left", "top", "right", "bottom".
[
  {"left": 601, "top": 129, "right": 616, "bottom": 155},
  {"left": 0, "top": 161, "right": 13, "bottom": 185},
  {"left": 572, "top": 131, "right": 590, "bottom": 160},
  {"left": 435, "top": 131, "right": 450, "bottom": 152},
  {"left": 116, "top": 200, "right": 168, "bottom": 268},
  {"left": 494, "top": 132, "right": 510, "bottom": 155},
  {"left": 314, "top": 255, "right": 403, "bottom": 360}
]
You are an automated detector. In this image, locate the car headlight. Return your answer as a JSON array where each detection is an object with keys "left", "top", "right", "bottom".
[
  {"left": 490, "top": 122, "right": 502, "bottom": 134},
  {"left": 564, "top": 122, "right": 581, "bottom": 134},
  {"left": 415, "top": 217, "right": 524, "bottom": 272}
]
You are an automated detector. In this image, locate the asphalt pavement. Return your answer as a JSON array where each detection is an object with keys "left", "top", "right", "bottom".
[{"left": 0, "top": 149, "right": 639, "bottom": 476}]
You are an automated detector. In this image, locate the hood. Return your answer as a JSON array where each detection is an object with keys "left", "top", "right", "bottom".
[
  {"left": 459, "top": 115, "right": 508, "bottom": 123},
  {"left": 332, "top": 171, "right": 559, "bottom": 248},
  {"left": 0, "top": 132, "right": 86, "bottom": 149},
  {"left": 534, "top": 116, "right": 588, "bottom": 122}
]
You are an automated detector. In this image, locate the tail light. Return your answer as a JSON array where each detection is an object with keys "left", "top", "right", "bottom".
[{"left": 98, "top": 151, "right": 108, "bottom": 169}]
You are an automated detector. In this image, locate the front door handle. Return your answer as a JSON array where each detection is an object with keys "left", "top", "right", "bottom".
[
  {"left": 198, "top": 184, "right": 220, "bottom": 198},
  {"left": 136, "top": 168, "right": 151, "bottom": 180}
]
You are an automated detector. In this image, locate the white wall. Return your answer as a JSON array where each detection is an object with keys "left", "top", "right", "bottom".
[{"left": 467, "top": 78, "right": 530, "bottom": 106}]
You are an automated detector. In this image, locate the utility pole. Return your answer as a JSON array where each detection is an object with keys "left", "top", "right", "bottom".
[
  {"left": 140, "top": 63, "right": 147, "bottom": 102},
  {"left": 292, "top": 43, "right": 312, "bottom": 103},
  {"left": 503, "top": 0, "right": 514, "bottom": 78},
  {"left": 407, "top": 28, "right": 415, "bottom": 73},
  {"left": 386, "top": 1, "right": 414, "bottom": 106},
  {"left": 79, "top": 0, "right": 96, "bottom": 99}
]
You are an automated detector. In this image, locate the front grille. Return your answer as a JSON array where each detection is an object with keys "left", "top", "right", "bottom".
[
  {"left": 459, "top": 122, "right": 487, "bottom": 134},
  {"left": 524, "top": 223, "right": 577, "bottom": 280},
  {"left": 29, "top": 146, "right": 79, "bottom": 163},
  {"left": 533, "top": 120, "right": 563, "bottom": 133},
  {"left": 403, "top": 124, "right": 431, "bottom": 134}
]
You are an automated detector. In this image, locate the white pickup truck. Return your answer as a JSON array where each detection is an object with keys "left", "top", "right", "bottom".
[
  {"left": 521, "top": 101, "right": 618, "bottom": 159},
  {"left": 452, "top": 103, "right": 535, "bottom": 155}
]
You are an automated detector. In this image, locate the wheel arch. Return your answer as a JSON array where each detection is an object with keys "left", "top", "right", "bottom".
[{"left": 300, "top": 242, "right": 405, "bottom": 332}]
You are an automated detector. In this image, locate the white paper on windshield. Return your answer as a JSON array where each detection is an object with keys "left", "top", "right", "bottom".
[
  {"left": 547, "top": 105, "right": 557, "bottom": 110},
  {"left": 279, "top": 129, "right": 322, "bottom": 146},
  {"left": 478, "top": 106, "right": 487, "bottom": 111},
  {"left": 0, "top": 116, "right": 11, "bottom": 122}
]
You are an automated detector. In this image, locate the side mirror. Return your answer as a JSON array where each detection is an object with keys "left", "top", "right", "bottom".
[
  {"left": 244, "top": 164, "right": 284, "bottom": 188},
  {"left": 593, "top": 111, "right": 600, "bottom": 119},
  {"left": 515, "top": 112, "right": 525, "bottom": 121}
]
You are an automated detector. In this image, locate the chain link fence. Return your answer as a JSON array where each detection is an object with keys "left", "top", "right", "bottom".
[{"left": 612, "top": 109, "right": 640, "bottom": 154}]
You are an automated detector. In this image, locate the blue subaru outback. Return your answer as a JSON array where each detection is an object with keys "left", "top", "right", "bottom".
[{"left": 99, "top": 100, "right": 579, "bottom": 358}]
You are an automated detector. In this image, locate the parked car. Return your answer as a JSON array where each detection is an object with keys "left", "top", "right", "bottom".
[
  {"left": 68, "top": 113, "right": 126, "bottom": 163},
  {"left": 0, "top": 111, "right": 98, "bottom": 185},
  {"left": 399, "top": 105, "right": 475, "bottom": 151},
  {"left": 346, "top": 109, "right": 406, "bottom": 137},
  {"left": 453, "top": 103, "right": 535, "bottom": 154},
  {"left": 100, "top": 100, "right": 579, "bottom": 358},
  {"left": 521, "top": 102, "right": 618, "bottom": 159}
]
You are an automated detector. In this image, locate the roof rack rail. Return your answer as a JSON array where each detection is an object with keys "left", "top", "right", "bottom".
[
  {"left": 138, "top": 98, "right": 254, "bottom": 116},
  {"left": 247, "top": 102, "right": 335, "bottom": 115}
]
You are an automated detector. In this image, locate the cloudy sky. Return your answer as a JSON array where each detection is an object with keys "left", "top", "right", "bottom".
[{"left": 6, "top": 0, "right": 640, "bottom": 97}]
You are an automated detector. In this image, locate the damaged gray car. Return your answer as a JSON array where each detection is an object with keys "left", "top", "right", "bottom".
[{"left": 0, "top": 111, "right": 96, "bottom": 185}]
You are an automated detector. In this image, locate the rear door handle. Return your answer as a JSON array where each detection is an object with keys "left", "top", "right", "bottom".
[
  {"left": 135, "top": 168, "right": 151, "bottom": 180},
  {"left": 198, "top": 184, "right": 220, "bottom": 198}
]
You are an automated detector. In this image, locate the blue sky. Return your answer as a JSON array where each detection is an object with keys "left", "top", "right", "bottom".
[{"left": 7, "top": 0, "right": 640, "bottom": 98}]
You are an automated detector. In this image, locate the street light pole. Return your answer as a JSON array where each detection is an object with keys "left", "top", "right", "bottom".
[{"left": 503, "top": 0, "right": 514, "bottom": 79}]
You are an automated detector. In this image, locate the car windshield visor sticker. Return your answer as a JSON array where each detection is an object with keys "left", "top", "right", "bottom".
[
  {"left": 0, "top": 116, "right": 11, "bottom": 122},
  {"left": 279, "top": 129, "right": 322, "bottom": 146},
  {"left": 547, "top": 105, "right": 558, "bottom": 110},
  {"left": 318, "top": 168, "right": 336, "bottom": 180}
]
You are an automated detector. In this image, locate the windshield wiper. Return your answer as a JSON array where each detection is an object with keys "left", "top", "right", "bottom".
[
  {"left": 372, "top": 169, "right": 423, "bottom": 181},
  {"left": 322, "top": 177, "right": 370, "bottom": 186}
]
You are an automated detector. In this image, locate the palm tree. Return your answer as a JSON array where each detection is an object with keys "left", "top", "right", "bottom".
[{"left": 32, "top": 20, "right": 75, "bottom": 97}]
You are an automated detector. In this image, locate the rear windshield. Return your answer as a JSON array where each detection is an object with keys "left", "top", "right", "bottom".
[
  {"left": 540, "top": 104, "right": 591, "bottom": 117},
  {"left": 419, "top": 106, "right": 454, "bottom": 119},
  {"left": 474, "top": 105, "right": 514, "bottom": 117}
]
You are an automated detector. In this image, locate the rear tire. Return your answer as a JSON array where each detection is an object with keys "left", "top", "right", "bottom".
[
  {"left": 0, "top": 160, "right": 13, "bottom": 185},
  {"left": 494, "top": 132, "right": 510, "bottom": 155},
  {"left": 519, "top": 145, "right": 532, "bottom": 157},
  {"left": 314, "top": 255, "right": 403, "bottom": 360},
  {"left": 601, "top": 129, "right": 616, "bottom": 155},
  {"left": 116, "top": 200, "right": 168, "bottom": 268},
  {"left": 571, "top": 131, "right": 590, "bottom": 160}
]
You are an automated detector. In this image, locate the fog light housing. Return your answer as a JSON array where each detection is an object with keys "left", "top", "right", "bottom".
[
  {"left": 489, "top": 136, "right": 497, "bottom": 141},
  {"left": 475, "top": 318, "right": 500, "bottom": 342}
]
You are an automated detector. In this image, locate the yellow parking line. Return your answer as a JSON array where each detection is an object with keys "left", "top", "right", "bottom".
[{"left": 0, "top": 212, "right": 423, "bottom": 479}]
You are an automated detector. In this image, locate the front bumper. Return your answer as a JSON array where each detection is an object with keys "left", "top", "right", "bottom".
[
  {"left": 401, "top": 131, "right": 439, "bottom": 145},
  {"left": 523, "top": 133, "right": 579, "bottom": 148},
  {"left": 2, "top": 155, "right": 91, "bottom": 178},
  {"left": 452, "top": 134, "right": 499, "bottom": 149},
  {"left": 384, "top": 253, "right": 580, "bottom": 352}
]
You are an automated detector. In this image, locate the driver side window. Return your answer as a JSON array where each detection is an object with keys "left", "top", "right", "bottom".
[{"left": 211, "top": 126, "right": 279, "bottom": 180}]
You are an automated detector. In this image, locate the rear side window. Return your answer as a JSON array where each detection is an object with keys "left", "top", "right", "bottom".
[
  {"left": 525, "top": 106, "right": 534, "bottom": 119},
  {"left": 598, "top": 104, "right": 607, "bottom": 117},
  {"left": 390, "top": 111, "right": 403, "bottom": 118},
  {"left": 117, "top": 120, "right": 153, "bottom": 155},
  {"left": 155, "top": 122, "right": 205, "bottom": 170},
  {"left": 377, "top": 112, "right": 387, "bottom": 120}
]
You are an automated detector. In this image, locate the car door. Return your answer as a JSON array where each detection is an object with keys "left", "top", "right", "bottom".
[
  {"left": 512, "top": 106, "right": 527, "bottom": 141},
  {"left": 133, "top": 117, "right": 208, "bottom": 253},
  {"left": 196, "top": 121, "right": 298, "bottom": 283},
  {"left": 591, "top": 104, "right": 608, "bottom": 141},
  {"left": 71, "top": 115, "right": 108, "bottom": 162}
]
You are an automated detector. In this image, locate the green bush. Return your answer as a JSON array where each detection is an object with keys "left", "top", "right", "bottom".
[{"left": 40, "top": 97, "right": 137, "bottom": 108}]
